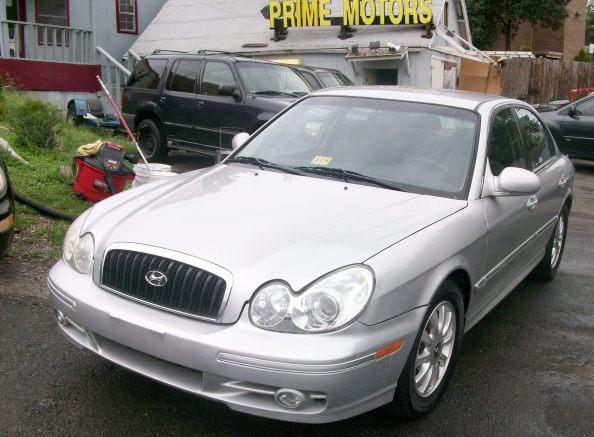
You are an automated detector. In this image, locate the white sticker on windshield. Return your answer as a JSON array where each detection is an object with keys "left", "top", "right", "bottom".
[{"left": 311, "top": 156, "right": 333, "bottom": 166}]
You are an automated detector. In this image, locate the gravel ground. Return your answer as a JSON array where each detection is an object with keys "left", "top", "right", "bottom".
[{"left": 0, "top": 158, "right": 592, "bottom": 436}]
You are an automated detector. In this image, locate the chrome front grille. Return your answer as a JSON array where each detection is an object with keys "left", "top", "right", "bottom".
[{"left": 101, "top": 248, "right": 227, "bottom": 320}]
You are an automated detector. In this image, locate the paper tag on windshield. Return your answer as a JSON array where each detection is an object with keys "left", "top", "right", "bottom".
[{"left": 311, "top": 156, "right": 333, "bottom": 166}]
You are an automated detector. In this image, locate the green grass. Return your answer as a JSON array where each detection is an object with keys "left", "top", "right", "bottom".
[{"left": 0, "top": 88, "right": 135, "bottom": 259}]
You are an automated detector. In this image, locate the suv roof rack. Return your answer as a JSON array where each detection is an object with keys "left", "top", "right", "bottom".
[{"left": 150, "top": 49, "right": 257, "bottom": 58}]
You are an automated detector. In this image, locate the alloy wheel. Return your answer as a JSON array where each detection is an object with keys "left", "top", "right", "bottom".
[
  {"left": 414, "top": 301, "right": 456, "bottom": 398},
  {"left": 551, "top": 215, "right": 565, "bottom": 268}
]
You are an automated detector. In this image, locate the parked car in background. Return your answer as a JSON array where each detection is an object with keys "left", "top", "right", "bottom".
[
  {"left": 540, "top": 94, "right": 594, "bottom": 160},
  {"left": 122, "top": 53, "right": 311, "bottom": 161},
  {"left": 49, "top": 88, "right": 573, "bottom": 423},
  {"left": 291, "top": 65, "right": 354, "bottom": 90},
  {"left": 0, "top": 155, "right": 15, "bottom": 259}
]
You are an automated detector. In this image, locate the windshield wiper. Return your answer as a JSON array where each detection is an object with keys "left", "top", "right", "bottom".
[
  {"left": 253, "top": 90, "right": 300, "bottom": 98},
  {"left": 296, "top": 166, "right": 404, "bottom": 191},
  {"left": 227, "top": 156, "right": 306, "bottom": 176}
]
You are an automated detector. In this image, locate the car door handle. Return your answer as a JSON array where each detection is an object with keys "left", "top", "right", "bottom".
[
  {"left": 558, "top": 175, "right": 568, "bottom": 188},
  {"left": 197, "top": 100, "right": 205, "bottom": 106},
  {"left": 527, "top": 196, "right": 539, "bottom": 210},
  {"left": 159, "top": 96, "right": 166, "bottom": 103}
]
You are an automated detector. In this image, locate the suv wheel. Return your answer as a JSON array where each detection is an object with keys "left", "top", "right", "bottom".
[
  {"left": 137, "top": 118, "right": 167, "bottom": 161},
  {"left": 393, "top": 279, "right": 464, "bottom": 418}
]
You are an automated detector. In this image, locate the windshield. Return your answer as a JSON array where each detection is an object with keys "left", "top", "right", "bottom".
[
  {"left": 237, "top": 62, "right": 311, "bottom": 97},
  {"left": 318, "top": 71, "right": 353, "bottom": 87},
  {"left": 234, "top": 96, "right": 478, "bottom": 198}
]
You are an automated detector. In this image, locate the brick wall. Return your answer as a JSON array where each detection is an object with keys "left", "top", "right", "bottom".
[{"left": 488, "top": 0, "right": 587, "bottom": 60}]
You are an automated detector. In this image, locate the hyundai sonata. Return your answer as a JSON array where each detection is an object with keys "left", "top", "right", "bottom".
[{"left": 48, "top": 87, "right": 574, "bottom": 423}]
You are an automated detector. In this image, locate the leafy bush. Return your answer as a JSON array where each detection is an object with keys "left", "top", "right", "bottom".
[
  {"left": 8, "top": 98, "right": 62, "bottom": 149},
  {"left": 573, "top": 48, "right": 592, "bottom": 62},
  {"left": 519, "top": 44, "right": 532, "bottom": 52}
]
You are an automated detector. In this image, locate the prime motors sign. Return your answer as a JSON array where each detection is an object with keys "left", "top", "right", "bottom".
[{"left": 268, "top": 0, "right": 434, "bottom": 28}]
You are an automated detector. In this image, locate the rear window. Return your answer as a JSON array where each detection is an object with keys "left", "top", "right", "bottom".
[{"left": 127, "top": 58, "right": 168, "bottom": 90}]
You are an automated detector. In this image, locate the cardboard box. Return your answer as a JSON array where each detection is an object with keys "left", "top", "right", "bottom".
[{"left": 458, "top": 58, "right": 502, "bottom": 95}]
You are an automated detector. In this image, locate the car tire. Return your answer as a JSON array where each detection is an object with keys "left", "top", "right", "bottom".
[
  {"left": 66, "top": 104, "right": 83, "bottom": 126},
  {"left": 137, "top": 118, "right": 167, "bottom": 162},
  {"left": 532, "top": 208, "right": 568, "bottom": 281},
  {"left": 393, "top": 279, "right": 464, "bottom": 419}
]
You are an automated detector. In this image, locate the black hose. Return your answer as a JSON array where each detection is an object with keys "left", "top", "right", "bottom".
[{"left": 14, "top": 192, "right": 75, "bottom": 222}]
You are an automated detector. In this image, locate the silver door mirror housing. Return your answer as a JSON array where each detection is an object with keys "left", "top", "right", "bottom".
[
  {"left": 494, "top": 167, "right": 541, "bottom": 196},
  {"left": 231, "top": 132, "right": 250, "bottom": 150}
]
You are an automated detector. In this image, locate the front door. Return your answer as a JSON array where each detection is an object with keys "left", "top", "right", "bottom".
[
  {"left": 478, "top": 107, "right": 537, "bottom": 310},
  {"left": 161, "top": 59, "right": 202, "bottom": 146},
  {"left": 196, "top": 61, "right": 246, "bottom": 150},
  {"left": 561, "top": 96, "right": 594, "bottom": 159},
  {"left": 514, "top": 107, "right": 566, "bottom": 250}
]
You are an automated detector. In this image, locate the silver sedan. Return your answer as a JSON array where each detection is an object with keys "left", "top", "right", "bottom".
[{"left": 48, "top": 88, "right": 574, "bottom": 423}]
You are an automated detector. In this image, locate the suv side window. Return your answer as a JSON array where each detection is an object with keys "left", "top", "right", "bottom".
[
  {"left": 488, "top": 108, "right": 526, "bottom": 176},
  {"left": 127, "top": 58, "right": 168, "bottom": 89},
  {"left": 574, "top": 97, "right": 594, "bottom": 116},
  {"left": 167, "top": 60, "right": 201, "bottom": 93},
  {"left": 514, "top": 108, "right": 554, "bottom": 170},
  {"left": 201, "top": 62, "right": 235, "bottom": 96}
]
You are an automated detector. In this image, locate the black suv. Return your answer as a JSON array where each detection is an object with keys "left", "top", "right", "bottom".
[{"left": 122, "top": 52, "right": 312, "bottom": 160}]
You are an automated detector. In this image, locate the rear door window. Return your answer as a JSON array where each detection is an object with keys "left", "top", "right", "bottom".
[
  {"left": 200, "top": 62, "right": 236, "bottom": 96},
  {"left": 127, "top": 58, "right": 168, "bottom": 89},
  {"left": 514, "top": 108, "right": 554, "bottom": 170},
  {"left": 167, "top": 60, "right": 201, "bottom": 93},
  {"left": 488, "top": 108, "right": 526, "bottom": 176}
]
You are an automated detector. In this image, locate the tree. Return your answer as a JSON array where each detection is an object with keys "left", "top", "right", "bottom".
[
  {"left": 467, "top": 0, "right": 570, "bottom": 50},
  {"left": 574, "top": 48, "right": 592, "bottom": 61}
]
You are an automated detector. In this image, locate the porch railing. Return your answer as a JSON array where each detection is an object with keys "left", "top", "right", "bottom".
[
  {"left": 0, "top": 20, "right": 93, "bottom": 64},
  {"left": 97, "top": 46, "right": 131, "bottom": 108}
]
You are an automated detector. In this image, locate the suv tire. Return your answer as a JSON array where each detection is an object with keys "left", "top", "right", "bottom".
[{"left": 137, "top": 118, "right": 167, "bottom": 162}]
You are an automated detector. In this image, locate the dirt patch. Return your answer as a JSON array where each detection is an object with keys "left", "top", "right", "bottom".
[{"left": 0, "top": 224, "right": 58, "bottom": 300}]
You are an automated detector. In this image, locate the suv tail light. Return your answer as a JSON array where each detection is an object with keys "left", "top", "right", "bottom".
[{"left": 121, "top": 91, "right": 126, "bottom": 109}]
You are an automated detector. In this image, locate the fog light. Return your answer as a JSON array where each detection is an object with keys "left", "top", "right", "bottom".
[
  {"left": 274, "top": 388, "right": 306, "bottom": 409},
  {"left": 54, "top": 309, "right": 66, "bottom": 326}
]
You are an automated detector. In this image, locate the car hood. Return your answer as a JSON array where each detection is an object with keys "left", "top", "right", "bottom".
[{"left": 86, "top": 164, "right": 466, "bottom": 322}]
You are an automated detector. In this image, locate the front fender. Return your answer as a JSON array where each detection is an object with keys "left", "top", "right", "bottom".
[{"left": 361, "top": 203, "right": 487, "bottom": 326}]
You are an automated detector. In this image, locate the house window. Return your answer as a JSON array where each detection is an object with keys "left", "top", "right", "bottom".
[
  {"left": 444, "top": 2, "right": 449, "bottom": 27},
  {"left": 116, "top": 0, "right": 138, "bottom": 34},
  {"left": 35, "top": 0, "right": 69, "bottom": 46}
]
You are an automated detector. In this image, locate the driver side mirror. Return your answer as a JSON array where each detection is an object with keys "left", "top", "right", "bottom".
[
  {"left": 492, "top": 167, "right": 541, "bottom": 196},
  {"left": 218, "top": 84, "right": 241, "bottom": 101},
  {"left": 567, "top": 106, "right": 579, "bottom": 118},
  {"left": 231, "top": 132, "right": 250, "bottom": 150}
]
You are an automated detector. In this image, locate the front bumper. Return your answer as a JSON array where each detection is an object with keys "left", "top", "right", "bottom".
[{"left": 48, "top": 260, "right": 425, "bottom": 423}]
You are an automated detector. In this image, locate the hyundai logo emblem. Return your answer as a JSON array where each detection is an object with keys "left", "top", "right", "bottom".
[{"left": 145, "top": 270, "right": 168, "bottom": 287}]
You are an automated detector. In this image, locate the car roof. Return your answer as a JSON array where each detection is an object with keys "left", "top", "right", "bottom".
[
  {"left": 293, "top": 65, "right": 340, "bottom": 74},
  {"left": 311, "top": 86, "right": 505, "bottom": 110}
]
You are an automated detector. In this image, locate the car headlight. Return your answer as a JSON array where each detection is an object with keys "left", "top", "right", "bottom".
[
  {"left": 0, "top": 165, "right": 7, "bottom": 198},
  {"left": 63, "top": 209, "right": 94, "bottom": 274},
  {"left": 249, "top": 265, "right": 375, "bottom": 333}
]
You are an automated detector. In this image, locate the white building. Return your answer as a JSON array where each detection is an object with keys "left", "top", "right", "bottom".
[
  {"left": 0, "top": 0, "right": 166, "bottom": 108},
  {"left": 129, "top": 0, "right": 485, "bottom": 89}
]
